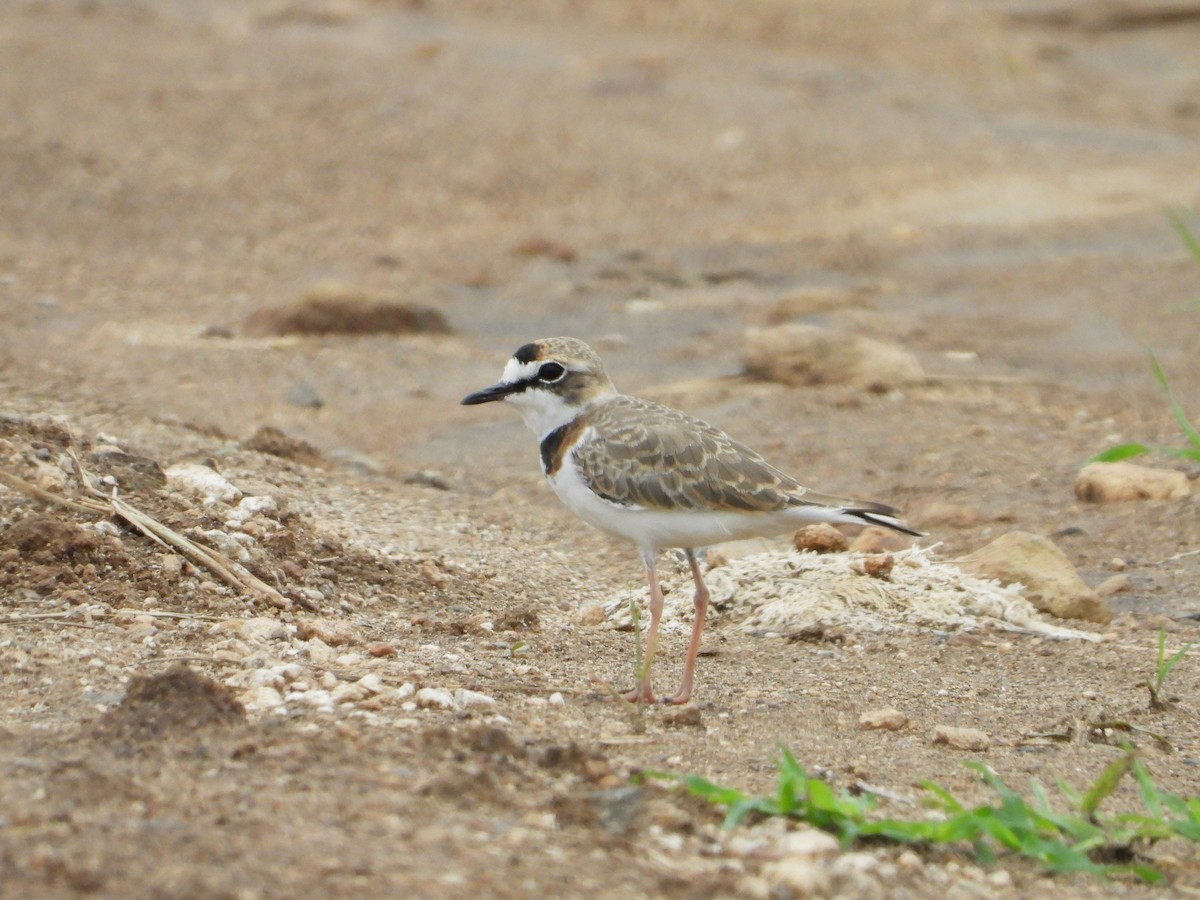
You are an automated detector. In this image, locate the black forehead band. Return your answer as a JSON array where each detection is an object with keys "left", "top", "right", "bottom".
[{"left": 513, "top": 342, "right": 541, "bottom": 364}]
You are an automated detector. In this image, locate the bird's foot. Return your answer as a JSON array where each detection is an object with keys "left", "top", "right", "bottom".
[{"left": 622, "top": 686, "right": 656, "bottom": 704}]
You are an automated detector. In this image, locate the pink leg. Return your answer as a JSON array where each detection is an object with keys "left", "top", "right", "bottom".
[
  {"left": 667, "top": 549, "right": 709, "bottom": 705},
  {"left": 623, "top": 552, "right": 663, "bottom": 704}
]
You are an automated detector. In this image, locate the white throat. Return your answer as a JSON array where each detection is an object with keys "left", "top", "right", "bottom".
[
  {"left": 505, "top": 387, "right": 578, "bottom": 440},
  {"left": 493, "top": 358, "right": 576, "bottom": 439}
]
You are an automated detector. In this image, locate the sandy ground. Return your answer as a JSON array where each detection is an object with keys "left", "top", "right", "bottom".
[{"left": 2, "top": 0, "right": 1200, "bottom": 896}]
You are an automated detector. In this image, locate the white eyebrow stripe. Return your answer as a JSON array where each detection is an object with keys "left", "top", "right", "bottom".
[{"left": 501, "top": 358, "right": 541, "bottom": 384}]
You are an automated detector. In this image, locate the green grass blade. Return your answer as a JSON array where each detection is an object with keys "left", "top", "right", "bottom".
[
  {"left": 1088, "top": 443, "right": 1151, "bottom": 463},
  {"left": 1168, "top": 207, "right": 1200, "bottom": 263},
  {"left": 1149, "top": 352, "right": 1200, "bottom": 450},
  {"left": 1081, "top": 753, "right": 1133, "bottom": 818}
]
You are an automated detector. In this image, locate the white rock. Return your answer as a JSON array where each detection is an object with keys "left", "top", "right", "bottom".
[
  {"left": 165, "top": 463, "right": 243, "bottom": 505},
  {"left": 291, "top": 689, "right": 335, "bottom": 710},
  {"left": 212, "top": 617, "right": 288, "bottom": 643},
  {"left": 247, "top": 668, "right": 284, "bottom": 689},
  {"left": 763, "top": 858, "right": 831, "bottom": 895},
  {"left": 1076, "top": 461, "right": 1190, "bottom": 503},
  {"left": 396, "top": 682, "right": 416, "bottom": 699},
  {"left": 416, "top": 687, "right": 456, "bottom": 709},
  {"left": 196, "top": 528, "right": 253, "bottom": 562},
  {"left": 358, "top": 673, "right": 385, "bottom": 695},
  {"left": 778, "top": 829, "right": 840, "bottom": 858},
  {"left": 240, "top": 684, "right": 284, "bottom": 711},
  {"left": 277, "top": 663, "right": 304, "bottom": 682},
  {"left": 226, "top": 494, "right": 279, "bottom": 526},
  {"left": 331, "top": 681, "right": 370, "bottom": 704},
  {"left": 454, "top": 688, "right": 496, "bottom": 708},
  {"left": 548, "top": 691, "right": 565, "bottom": 706}
]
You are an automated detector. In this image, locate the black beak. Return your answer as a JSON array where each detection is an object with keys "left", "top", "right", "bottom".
[{"left": 461, "top": 382, "right": 521, "bottom": 405}]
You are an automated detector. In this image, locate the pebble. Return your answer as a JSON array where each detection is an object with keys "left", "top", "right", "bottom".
[
  {"left": 548, "top": 691, "right": 565, "bottom": 706},
  {"left": 779, "top": 829, "right": 840, "bottom": 857},
  {"left": 358, "top": 673, "right": 385, "bottom": 694},
  {"left": 367, "top": 641, "right": 398, "bottom": 658},
  {"left": 454, "top": 688, "right": 497, "bottom": 708},
  {"left": 396, "top": 682, "right": 416, "bottom": 699},
  {"left": 1095, "top": 574, "right": 1132, "bottom": 597},
  {"left": 331, "top": 681, "right": 370, "bottom": 704},
  {"left": 296, "top": 617, "right": 358, "bottom": 646},
  {"left": 240, "top": 684, "right": 285, "bottom": 711},
  {"left": 859, "top": 707, "right": 907, "bottom": 730},
  {"left": 1076, "top": 461, "right": 1190, "bottom": 502},
  {"left": 574, "top": 605, "right": 607, "bottom": 627},
  {"left": 743, "top": 323, "right": 923, "bottom": 391},
  {"left": 164, "top": 463, "right": 243, "bottom": 504},
  {"left": 931, "top": 725, "right": 990, "bottom": 751},
  {"left": 958, "top": 531, "right": 1113, "bottom": 623},
  {"left": 793, "top": 523, "right": 849, "bottom": 553},
  {"left": 416, "top": 687, "right": 456, "bottom": 709},
  {"left": 213, "top": 617, "right": 288, "bottom": 643},
  {"left": 763, "top": 857, "right": 832, "bottom": 895},
  {"left": 225, "top": 494, "right": 278, "bottom": 526}
]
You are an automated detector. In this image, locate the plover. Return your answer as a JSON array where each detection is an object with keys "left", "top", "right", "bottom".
[{"left": 462, "top": 337, "right": 919, "bottom": 704}]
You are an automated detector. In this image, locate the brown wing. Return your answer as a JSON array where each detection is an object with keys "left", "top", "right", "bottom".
[{"left": 570, "top": 396, "right": 813, "bottom": 512}]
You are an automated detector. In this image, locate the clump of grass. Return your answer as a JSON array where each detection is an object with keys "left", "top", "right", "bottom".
[
  {"left": 1093, "top": 210, "right": 1200, "bottom": 463},
  {"left": 1092, "top": 352, "right": 1200, "bottom": 463},
  {"left": 644, "top": 747, "right": 1200, "bottom": 882},
  {"left": 1147, "top": 626, "right": 1193, "bottom": 710}
]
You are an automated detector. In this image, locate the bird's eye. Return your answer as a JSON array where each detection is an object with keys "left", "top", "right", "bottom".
[{"left": 538, "top": 362, "right": 566, "bottom": 382}]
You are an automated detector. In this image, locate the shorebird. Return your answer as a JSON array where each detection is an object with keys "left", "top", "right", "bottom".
[{"left": 462, "top": 337, "right": 919, "bottom": 704}]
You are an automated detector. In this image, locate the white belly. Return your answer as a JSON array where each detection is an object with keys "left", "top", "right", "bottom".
[{"left": 548, "top": 457, "right": 807, "bottom": 552}]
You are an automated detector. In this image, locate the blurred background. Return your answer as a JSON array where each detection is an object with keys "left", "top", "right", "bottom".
[{"left": 1, "top": 0, "right": 1198, "bottom": 487}]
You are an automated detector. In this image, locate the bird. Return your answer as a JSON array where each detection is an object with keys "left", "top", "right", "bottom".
[{"left": 461, "top": 337, "right": 920, "bottom": 705}]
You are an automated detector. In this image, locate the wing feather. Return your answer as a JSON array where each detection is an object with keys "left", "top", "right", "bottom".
[{"left": 570, "top": 397, "right": 817, "bottom": 513}]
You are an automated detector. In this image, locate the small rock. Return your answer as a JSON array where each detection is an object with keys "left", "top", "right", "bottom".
[
  {"left": 763, "top": 858, "right": 831, "bottom": 895},
  {"left": 663, "top": 706, "right": 704, "bottom": 728},
  {"left": 403, "top": 470, "right": 453, "bottom": 491},
  {"left": 793, "top": 523, "right": 849, "bottom": 553},
  {"left": 574, "top": 604, "right": 606, "bottom": 627},
  {"left": 931, "top": 725, "right": 990, "bottom": 751},
  {"left": 396, "top": 682, "right": 416, "bottom": 699},
  {"left": 859, "top": 707, "right": 907, "bottom": 730},
  {"left": 958, "top": 531, "right": 1113, "bottom": 624},
  {"left": 415, "top": 687, "right": 456, "bottom": 709},
  {"left": 1076, "top": 461, "right": 1190, "bottom": 503},
  {"left": 296, "top": 617, "right": 358, "bottom": 646},
  {"left": 743, "top": 323, "right": 923, "bottom": 391},
  {"left": 212, "top": 617, "right": 288, "bottom": 643},
  {"left": 226, "top": 494, "right": 278, "bottom": 526},
  {"left": 1109, "top": 557, "right": 1128, "bottom": 572},
  {"left": 590, "top": 786, "right": 644, "bottom": 835},
  {"left": 165, "top": 463, "right": 242, "bottom": 505},
  {"left": 331, "top": 681, "right": 370, "bottom": 704},
  {"left": 779, "top": 828, "right": 840, "bottom": 858},
  {"left": 367, "top": 641, "right": 398, "bottom": 658},
  {"left": 861, "top": 553, "right": 894, "bottom": 579},
  {"left": 848, "top": 526, "right": 910, "bottom": 553},
  {"left": 240, "top": 684, "right": 285, "bottom": 711},
  {"left": 1096, "top": 574, "right": 1133, "bottom": 597},
  {"left": 454, "top": 688, "right": 497, "bottom": 708},
  {"left": 548, "top": 692, "right": 565, "bottom": 706}
]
